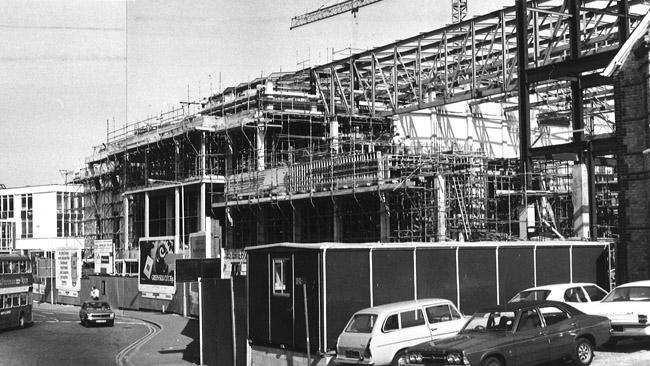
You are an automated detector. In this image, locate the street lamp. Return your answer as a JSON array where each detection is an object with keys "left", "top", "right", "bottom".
[{"left": 147, "top": 179, "right": 185, "bottom": 253}]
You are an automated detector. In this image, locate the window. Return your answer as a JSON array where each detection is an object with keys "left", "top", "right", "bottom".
[
  {"left": 426, "top": 304, "right": 462, "bottom": 323},
  {"left": 0, "top": 221, "right": 15, "bottom": 251},
  {"left": 0, "top": 195, "right": 14, "bottom": 219},
  {"left": 345, "top": 314, "right": 377, "bottom": 333},
  {"left": 564, "top": 287, "right": 588, "bottom": 302},
  {"left": 383, "top": 314, "right": 399, "bottom": 332},
  {"left": 0, "top": 296, "right": 3, "bottom": 309},
  {"left": 517, "top": 309, "right": 543, "bottom": 332},
  {"left": 19, "top": 294, "right": 27, "bottom": 306},
  {"left": 272, "top": 259, "right": 289, "bottom": 295},
  {"left": 20, "top": 194, "right": 33, "bottom": 238},
  {"left": 400, "top": 309, "right": 426, "bottom": 328},
  {"left": 584, "top": 285, "right": 607, "bottom": 301},
  {"left": 12, "top": 294, "right": 19, "bottom": 307},
  {"left": 510, "top": 289, "right": 550, "bottom": 302},
  {"left": 57, "top": 192, "right": 84, "bottom": 238},
  {"left": 539, "top": 306, "right": 570, "bottom": 326},
  {"left": 4, "top": 295, "right": 11, "bottom": 308}
]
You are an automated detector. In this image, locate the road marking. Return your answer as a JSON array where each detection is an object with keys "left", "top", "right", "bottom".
[{"left": 115, "top": 317, "right": 162, "bottom": 366}]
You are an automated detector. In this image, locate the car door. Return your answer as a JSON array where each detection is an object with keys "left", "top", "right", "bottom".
[
  {"left": 538, "top": 305, "right": 574, "bottom": 357},
  {"left": 374, "top": 308, "right": 431, "bottom": 363},
  {"left": 424, "top": 303, "right": 466, "bottom": 339},
  {"left": 512, "top": 308, "right": 552, "bottom": 365}
]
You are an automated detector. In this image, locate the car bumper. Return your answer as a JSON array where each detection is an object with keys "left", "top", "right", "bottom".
[
  {"left": 610, "top": 323, "right": 650, "bottom": 337},
  {"left": 334, "top": 356, "right": 375, "bottom": 365}
]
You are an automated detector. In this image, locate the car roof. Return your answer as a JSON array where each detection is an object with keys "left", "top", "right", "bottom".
[
  {"left": 615, "top": 280, "right": 650, "bottom": 288},
  {"left": 475, "top": 300, "right": 570, "bottom": 313},
  {"left": 353, "top": 298, "right": 452, "bottom": 315},
  {"left": 519, "top": 283, "right": 599, "bottom": 292}
]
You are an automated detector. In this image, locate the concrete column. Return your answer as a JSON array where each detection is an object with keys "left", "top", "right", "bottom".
[
  {"left": 201, "top": 132, "right": 207, "bottom": 176},
  {"left": 256, "top": 125, "right": 266, "bottom": 171},
  {"left": 174, "top": 188, "right": 180, "bottom": 252},
  {"left": 435, "top": 175, "right": 446, "bottom": 241},
  {"left": 292, "top": 202, "right": 302, "bottom": 243},
  {"left": 123, "top": 195, "right": 129, "bottom": 251},
  {"left": 200, "top": 183, "right": 206, "bottom": 232},
  {"left": 518, "top": 205, "right": 535, "bottom": 240},
  {"left": 571, "top": 163, "right": 590, "bottom": 239},
  {"left": 332, "top": 200, "right": 342, "bottom": 242},
  {"left": 379, "top": 198, "right": 390, "bottom": 243},
  {"left": 330, "top": 118, "right": 339, "bottom": 154},
  {"left": 144, "top": 192, "right": 150, "bottom": 237}
]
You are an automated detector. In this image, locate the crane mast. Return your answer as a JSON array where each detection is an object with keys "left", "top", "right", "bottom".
[{"left": 290, "top": 0, "right": 468, "bottom": 30}]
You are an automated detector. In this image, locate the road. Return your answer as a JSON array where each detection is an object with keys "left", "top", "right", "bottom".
[{"left": 0, "top": 303, "right": 154, "bottom": 366}]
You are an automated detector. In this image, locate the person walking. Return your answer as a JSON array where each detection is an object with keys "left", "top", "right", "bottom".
[{"left": 91, "top": 286, "right": 99, "bottom": 300}]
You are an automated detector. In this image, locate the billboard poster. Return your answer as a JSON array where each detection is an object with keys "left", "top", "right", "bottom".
[
  {"left": 94, "top": 239, "right": 114, "bottom": 274},
  {"left": 55, "top": 249, "right": 81, "bottom": 297},
  {"left": 138, "top": 236, "right": 176, "bottom": 294}
]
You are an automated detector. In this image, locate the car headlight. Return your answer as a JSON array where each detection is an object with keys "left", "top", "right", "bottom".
[
  {"left": 407, "top": 353, "right": 423, "bottom": 364},
  {"left": 446, "top": 352, "right": 463, "bottom": 364},
  {"left": 110, "top": 313, "right": 115, "bottom": 318}
]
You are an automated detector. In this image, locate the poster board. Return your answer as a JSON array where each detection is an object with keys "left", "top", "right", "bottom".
[
  {"left": 55, "top": 249, "right": 81, "bottom": 297},
  {"left": 138, "top": 236, "right": 176, "bottom": 294},
  {"left": 94, "top": 239, "right": 114, "bottom": 274}
]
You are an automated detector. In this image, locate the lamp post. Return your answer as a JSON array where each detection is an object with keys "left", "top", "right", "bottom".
[{"left": 147, "top": 178, "right": 187, "bottom": 317}]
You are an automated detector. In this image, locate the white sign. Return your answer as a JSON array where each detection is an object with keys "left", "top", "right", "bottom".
[
  {"left": 55, "top": 249, "right": 81, "bottom": 293},
  {"left": 94, "top": 239, "right": 113, "bottom": 254}
]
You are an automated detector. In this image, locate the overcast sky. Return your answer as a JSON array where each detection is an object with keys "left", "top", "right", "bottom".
[{"left": 0, "top": 0, "right": 513, "bottom": 188}]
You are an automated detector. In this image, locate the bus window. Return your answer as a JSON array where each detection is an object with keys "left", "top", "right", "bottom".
[
  {"left": 0, "top": 261, "right": 3, "bottom": 274},
  {"left": 20, "top": 261, "right": 26, "bottom": 273},
  {"left": 5, "top": 296, "right": 12, "bottom": 308},
  {"left": 0, "top": 296, "right": 4, "bottom": 309},
  {"left": 19, "top": 294, "right": 27, "bottom": 306},
  {"left": 12, "top": 295, "right": 19, "bottom": 307},
  {"left": 1, "top": 261, "right": 8, "bottom": 273}
]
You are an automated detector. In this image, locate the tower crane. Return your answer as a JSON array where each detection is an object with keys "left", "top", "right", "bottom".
[{"left": 290, "top": 0, "right": 468, "bottom": 30}]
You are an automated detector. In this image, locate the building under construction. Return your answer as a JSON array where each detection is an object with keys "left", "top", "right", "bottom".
[{"left": 71, "top": 0, "right": 650, "bottom": 283}]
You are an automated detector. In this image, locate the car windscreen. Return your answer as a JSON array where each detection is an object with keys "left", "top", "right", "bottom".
[
  {"left": 345, "top": 314, "right": 377, "bottom": 333},
  {"left": 461, "top": 311, "right": 515, "bottom": 333},
  {"left": 602, "top": 287, "right": 650, "bottom": 302},
  {"left": 509, "top": 290, "right": 550, "bottom": 302},
  {"left": 87, "top": 302, "right": 111, "bottom": 310}
]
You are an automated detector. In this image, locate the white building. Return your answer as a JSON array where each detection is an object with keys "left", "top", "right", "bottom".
[{"left": 0, "top": 184, "right": 84, "bottom": 254}]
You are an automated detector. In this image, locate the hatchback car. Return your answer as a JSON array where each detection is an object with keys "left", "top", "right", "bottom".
[
  {"left": 335, "top": 298, "right": 467, "bottom": 366},
  {"left": 508, "top": 283, "right": 608, "bottom": 312},
  {"left": 403, "top": 300, "right": 610, "bottom": 366},
  {"left": 584, "top": 280, "right": 650, "bottom": 343},
  {"left": 79, "top": 301, "right": 115, "bottom": 326}
]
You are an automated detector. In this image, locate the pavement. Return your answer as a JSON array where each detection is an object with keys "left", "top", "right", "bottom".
[{"left": 33, "top": 302, "right": 200, "bottom": 366}]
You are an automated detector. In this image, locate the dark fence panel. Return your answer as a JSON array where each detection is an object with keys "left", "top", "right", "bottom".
[
  {"left": 372, "top": 249, "right": 414, "bottom": 306},
  {"left": 416, "top": 248, "right": 457, "bottom": 304},
  {"left": 458, "top": 248, "right": 497, "bottom": 313},
  {"left": 537, "top": 247, "right": 571, "bottom": 285},
  {"left": 498, "top": 247, "right": 535, "bottom": 304}
]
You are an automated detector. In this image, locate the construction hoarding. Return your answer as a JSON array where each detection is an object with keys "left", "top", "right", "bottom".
[
  {"left": 138, "top": 236, "right": 176, "bottom": 295},
  {"left": 55, "top": 249, "right": 81, "bottom": 297}
]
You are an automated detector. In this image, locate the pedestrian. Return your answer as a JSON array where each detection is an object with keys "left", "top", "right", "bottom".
[
  {"left": 391, "top": 132, "right": 402, "bottom": 154},
  {"left": 91, "top": 286, "right": 99, "bottom": 300},
  {"left": 403, "top": 135, "right": 412, "bottom": 154}
]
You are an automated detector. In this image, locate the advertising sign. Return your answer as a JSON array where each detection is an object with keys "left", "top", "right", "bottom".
[
  {"left": 93, "top": 239, "right": 114, "bottom": 274},
  {"left": 55, "top": 249, "right": 81, "bottom": 297},
  {"left": 138, "top": 236, "right": 176, "bottom": 294}
]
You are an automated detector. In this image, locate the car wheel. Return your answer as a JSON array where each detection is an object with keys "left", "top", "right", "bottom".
[
  {"left": 18, "top": 313, "right": 25, "bottom": 329},
  {"left": 390, "top": 350, "right": 407, "bottom": 366},
  {"left": 482, "top": 356, "right": 503, "bottom": 366},
  {"left": 572, "top": 338, "right": 594, "bottom": 366}
]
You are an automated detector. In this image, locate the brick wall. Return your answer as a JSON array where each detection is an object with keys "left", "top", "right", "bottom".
[{"left": 615, "top": 31, "right": 650, "bottom": 282}]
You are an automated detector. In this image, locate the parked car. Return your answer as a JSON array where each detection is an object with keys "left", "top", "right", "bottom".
[
  {"left": 79, "top": 301, "right": 115, "bottom": 326},
  {"left": 508, "top": 283, "right": 608, "bottom": 312},
  {"left": 335, "top": 298, "right": 467, "bottom": 366},
  {"left": 582, "top": 280, "right": 650, "bottom": 343},
  {"left": 403, "top": 300, "right": 611, "bottom": 366}
]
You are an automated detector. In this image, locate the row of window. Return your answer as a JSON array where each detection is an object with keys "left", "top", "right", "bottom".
[
  {"left": 0, "top": 293, "right": 29, "bottom": 309},
  {"left": 21, "top": 194, "right": 33, "bottom": 238},
  {"left": 57, "top": 192, "right": 83, "bottom": 238},
  {"left": 0, "top": 260, "right": 32, "bottom": 274},
  {"left": 0, "top": 195, "right": 14, "bottom": 220},
  {"left": 0, "top": 222, "right": 15, "bottom": 251}
]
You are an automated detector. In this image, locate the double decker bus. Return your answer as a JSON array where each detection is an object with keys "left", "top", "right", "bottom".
[{"left": 0, "top": 254, "right": 33, "bottom": 330}]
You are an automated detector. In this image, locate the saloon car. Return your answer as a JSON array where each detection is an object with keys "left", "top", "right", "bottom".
[
  {"left": 583, "top": 280, "right": 650, "bottom": 342},
  {"left": 79, "top": 301, "right": 115, "bottom": 326},
  {"left": 403, "top": 300, "right": 611, "bottom": 366},
  {"left": 508, "top": 283, "right": 608, "bottom": 312},
  {"left": 335, "top": 298, "right": 467, "bottom": 366}
]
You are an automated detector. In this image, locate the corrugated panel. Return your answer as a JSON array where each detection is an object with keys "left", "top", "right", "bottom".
[
  {"left": 459, "top": 248, "right": 497, "bottom": 313},
  {"left": 498, "top": 247, "right": 535, "bottom": 304}
]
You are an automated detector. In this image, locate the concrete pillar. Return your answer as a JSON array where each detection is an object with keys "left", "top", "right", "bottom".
[
  {"left": 123, "top": 195, "right": 129, "bottom": 251},
  {"left": 435, "top": 175, "right": 446, "bottom": 241},
  {"left": 330, "top": 118, "right": 339, "bottom": 154},
  {"left": 292, "top": 202, "right": 302, "bottom": 243},
  {"left": 200, "top": 183, "right": 206, "bottom": 232},
  {"left": 332, "top": 200, "right": 342, "bottom": 242},
  {"left": 571, "top": 163, "right": 590, "bottom": 239},
  {"left": 517, "top": 205, "right": 534, "bottom": 240},
  {"left": 144, "top": 192, "right": 150, "bottom": 237},
  {"left": 174, "top": 188, "right": 180, "bottom": 252},
  {"left": 379, "top": 198, "right": 390, "bottom": 243},
  {"left": 200, "top": 132, "right": 207, "bottom": 176},
  {"left": 256, "top": 125, "right": 266, "bottom": 171}
]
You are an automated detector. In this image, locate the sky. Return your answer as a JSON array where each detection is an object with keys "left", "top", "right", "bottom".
[{"left": 0, "top": 0, "right": 513, "bottom": 188}]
